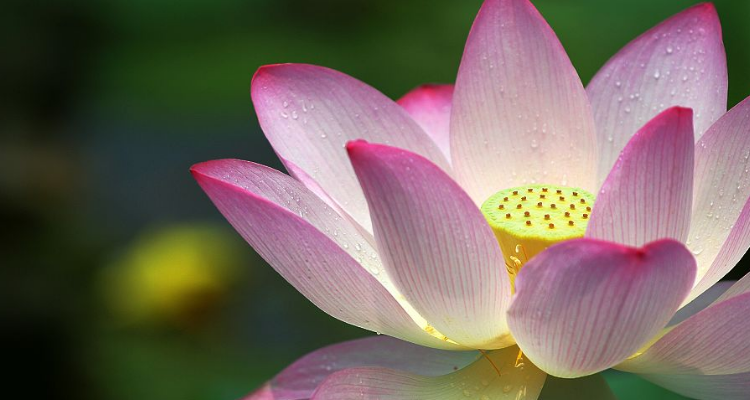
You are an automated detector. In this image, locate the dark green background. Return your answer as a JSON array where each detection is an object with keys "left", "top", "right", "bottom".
[{"left": 3, "top": 0, "right": 748, "bottom": 399}]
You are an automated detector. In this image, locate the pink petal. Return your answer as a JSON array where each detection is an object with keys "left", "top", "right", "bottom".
[
  {"left": 685, "top": 96, "right": 750, "bottom": 304},
  {"left": 192, "top": 159, "right": 461, "bottom": 350},
  {"left": 642, "top": 372, "right": 750, "bottom": 400},
  {"left": 283, "top": 157, "right": 374, "bottom": 243},
  {"left": 245, "top": 336, "right": 478, "bottom": 400},
  {"left": 347, "top": 141, "right": 512, "bottom": 349},
  {"left": 507, "top": 238, "right": 696, "bottom": 378},
  {"left": 450, "top": 0, "right": 597, "bottom": 204},
  {"left": 618, "top": 292, "right": 750, "bottom": 375},
  {"left": 538, "top": 375, "right": 616, "bottom": 400},
  {"left": 312, "top": 346, "right": 547, "bottom": 400},
  {"left": 716, "top": 273, "right": 750, "bottom": 304},
  {"left": 669, "top": 280, "right": 734, "bottom": 326},
  {"left": 692, "top": 199, "right": 750, "bottom": 305},
  {"left": 586, "top": 107, "right": 694, "bottom": 246},
  {"left": 587, "top": 3, "right": 727, "bottom": 185},
  {"left": 397, "top": 84, "right": 454, "bottom": 162},
  {"left": 252, "top": 64, "right": 449, "bottom": 233},
  {"left": 242, "top": 383, "right": 275, "bottom": 400}
]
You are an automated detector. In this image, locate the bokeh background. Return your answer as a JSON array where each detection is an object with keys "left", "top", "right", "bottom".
[{"left": 3, "top": 0, "right": 749, "bottom": 399}]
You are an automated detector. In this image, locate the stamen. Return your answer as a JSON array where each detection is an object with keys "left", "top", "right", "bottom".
[
  {"left": 479, "top": 349, "right": 503, "bottom": 378},
  {"left": 515, "top": 349, "right": 525, "bottom": 368}
]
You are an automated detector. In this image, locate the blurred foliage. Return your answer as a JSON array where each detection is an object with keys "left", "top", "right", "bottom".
[{"left": 2, "top": 0, "right": 749, "bottom": 399}]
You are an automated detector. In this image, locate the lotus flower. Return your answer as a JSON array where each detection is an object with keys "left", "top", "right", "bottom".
[{"left": 192, "top": 0, "right": 750, "bottom": 398}]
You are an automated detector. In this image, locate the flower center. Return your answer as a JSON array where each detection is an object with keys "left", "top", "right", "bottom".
[{"left": 481, "top": 184, "right": 595, "bottom": 289}]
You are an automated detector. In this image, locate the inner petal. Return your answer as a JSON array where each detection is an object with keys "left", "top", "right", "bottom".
[{"left": 481, "top": 184, "right": 596, "bottom": 288}]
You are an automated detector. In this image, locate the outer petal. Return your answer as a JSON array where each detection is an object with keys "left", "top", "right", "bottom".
[
  {"left": 191, "top": 159, "right": 461, "bottom": 350},
  {"left": 507, "top": 238, "right": 696, "bottom": 378},
  {"left": 244, "top": 336, "right": 478, "bottom": 400},
  {"left": 347, "top": 141, "right": 512, "bottom": 349},
  {"left": 283, "top": 157, "right": 375, "bottom": 244},
  {"left": 617, "top": 292, "right": 750, "bottom": 376},
  {"left": 538, "top": 375, "right": 617, "bottom": 400},
  {"left": 243, "top": 384, "right": 274, "bottom": 400},
  {"left": 397, "top": 84, "right": 453, "bottom": 161},
  {"left": 450, "top": 0, "right": 597, "bottom": 204},
  {"left": 693, "top": 200, "right": 750, "bottom": 305},
  {"left": 642, "top": 372, "right": 750, "bottom": 400},
  {"left": 587, "top": 3, "right": 727, "bottom": 184},
  {"left": 587, "top": 107, "right": 694, "bottom": 246},
  {"left": 716, "top": 272, "right": 750, "bottom": 304},
  {"left": 669, "top": 280, "right": 733, "bottom": 326},
  {"left": 685, "top": 96, "right": 750, "bottom": 304},
  {"left": 312, "top": 346, "right": 546, "bottom": 400},
  {"left": 252, "top": 63, "right": 449, "bottom": 234}
]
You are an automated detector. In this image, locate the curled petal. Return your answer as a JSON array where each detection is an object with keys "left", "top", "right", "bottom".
[
  {"left": 618, "top": 292, "right": 750, "bottom": 376},
  {"left": 312, "top": 346, "right": 546, "bottom": 400},
  {"left": 686, "top": 96, "right": 750, "bottom": 304},
  {"left": 192, "top": 159, "right": 462, "bottom": 349},
  {"left": 587, "top": 107, "right": 694, "bottom": 246},
  {"left": 508, "top": 238, "right": 696, "bottom": 378},
  {"left": 244, "top": 336, "right": 478, "bottom": 399},
  {"left": 348, "top": 141, "right": 512, "bottom": 349},
  {"left": 643, "top": 372, "right": 750, "bottom": 400}
]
